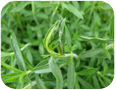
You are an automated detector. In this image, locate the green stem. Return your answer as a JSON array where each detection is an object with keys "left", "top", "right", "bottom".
[
  {"left": 23, "top": 81, "right": 36, "bottom": 89},
  {"left": 1, "top": 62, "right": 22, "bottom": 72},
  {"left": 58, "top": 53, "right": 78, "bottom": 59}
]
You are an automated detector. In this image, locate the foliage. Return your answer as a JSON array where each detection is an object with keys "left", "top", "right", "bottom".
[{"left": 1, "top": 1, "right": 114, "bottom": 89}]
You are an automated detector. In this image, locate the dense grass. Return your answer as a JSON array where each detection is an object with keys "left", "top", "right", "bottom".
[{"left": 1, "top": 1, "right": 114, "bottom": 89}]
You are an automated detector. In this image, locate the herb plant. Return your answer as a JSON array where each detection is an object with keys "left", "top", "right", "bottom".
[{"left": 1, "top": 1, "right": 114, "bottom": 89}]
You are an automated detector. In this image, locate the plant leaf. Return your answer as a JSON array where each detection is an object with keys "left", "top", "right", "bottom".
[
  {"left": 62, "top": 3, "right": 83, "bottom": 19},
  {"left": 35, "top": 75, "right": 46, "bottom": 89},
  {"left": 92, "top": 75, "right": 100, "bottom": 89},
  {"left": 65, "top": 25, "right": 71, "bottom": 47},
  {"left": 78, "top": 76, "right": 93, "bottom": 89},
  {"left": 67, "top": 58, "right": 75, "bottom": 89},
  {"left": 43, "top": 21, "right": 59, "bottom": 54},
  {"left": 11, "top": 2, "right": 31, "bottom": 12},
  {"left": 80, "top": 49, "right": 103, "bottom": 58},
  {"left": 77, "top": 68, "right": 98, "bottom": 75},
  {"left": 49, "top": 57, "right": 63, "bottom": 89},
  {"left": 80, "top": 36, "right": 113, "bottom": 42},
  {"left": 10, "top": 34, "right": 26, "bottom": 71},
  {"left": 74, "top": 73, "right": 80, "bottom": 89},
  {"left": 1, "top": 62, "right": 22, "bottom": 72}
]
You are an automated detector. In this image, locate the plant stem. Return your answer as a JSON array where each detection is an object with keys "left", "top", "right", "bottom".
[
  {"left": 23, "top": 81, "right": 36, "bottom": 89},
  {"left": 65, "top": 53, "right": 78, "bottom": 58},
  {"left": 58, "top": 53, "right": 78, "bottom": 59}
]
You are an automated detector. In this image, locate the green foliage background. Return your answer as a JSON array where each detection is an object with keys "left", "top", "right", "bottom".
[{"left": 1, "top": 1, "right": 114, "bottom": 89}]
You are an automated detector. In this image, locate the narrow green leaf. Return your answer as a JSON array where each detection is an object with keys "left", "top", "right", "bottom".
[
  {"left": 2, "top": 72, "right": 21, "bottom": 78},
  {"left": 33, "top": 59, "right": 50, "bottom": 74},
  {"left": 80, "top": 36, "right": 113, "bottom": 42},
  {"left": 105, "top": 50, "right": 111, "bottom": 60},
  {"left": 3, "top": 74, "right": 20, "bottom": 83},
  {"left": 98, "top": 72, "right": 112, "bottom": 86},
  {"left": 78, "top": 76, "right": 93, "bottom": 89},
  {"left": 72, "top": 1, "right": 80, "bottom": 10},
  {"left": 109, "top": 16, "right": 114, "bottom": 39},
  {"left": 43, "top": 21, "right": 59, "bottom": 54},
  {"left": 98, "top": 75, "right": 106, "bottom": 87},
  {"left": 22, "top": 53, "right": 33, "bottom": 70},
  {"left": 11, "top": 55, "right": 14, "bottom": 67},
  {"left": 80, "top": 24, "right": 91, "bottom": 30},
  {"left": 35, "top": 75, "right": 46, "bottom": 89},
  {"left": 49, "top": 57, "right": 63, "bottom": 89},
  {"left": 77, "top": 68, "right": 98, "bottom": 75},
  {"left": 17, "top": 71, "right": 31, "bottom": 88},
  {"left": 59, "top": 18, "right": 66, "bottom": 40},
  {"left": 86, "top": 69, "right": 99, "bottom": 81},
  {"left": 67, "top": 58, "right": 75, "bottom": 89},
  {"left": 17, "top": 71, "right": 31, "bottom": 89},
  {"left": 1, "top": 43, "right": 31, "bottom": 58},
  {"left": 74, "top": 74, "right": 80, "bottom": 89},
  {"left": 58, "top": 18, "right": 66, "bottom": 55},
  {"left": 1, "top": 3, "right": 10, "bottom": 18},
  {"left": 62, "top": 3, "right": 83, "bottom": 19},
  {"left": 65, "top": 25, "right": 71, "bottom": 47},
  {"left": 26, "top": 48, "right": 33, "bottom": 65},
  {"left": 104, "top": 63, "right": 108, "bottom": 74},
  {"left": 39, "top": 43, "right": 45, "bottom": 55},
  {"left": 33, "top": 59, "right": 49, "bottom": 71},
  {"left": 26, "top": 24, "right": 34, "bottom": 42},
  {"left": 58, "top": 41, "right": 64, "bottom": 55},
  {"left": 11, "top": 34, "right": 26, "bottom": 71},
  {"left": 16, "top": 74, "right": 24, "bottom": 89},
  {"left": 80, "top": 49, "right": 103, "bottom": 58},
  {"left": 92, "top": 75, "right": 100, "bottom": 89},
  {"left": 1, "top": 62, "right": 22, "bottom": 72},
  {"left": 106, "top": 44, "right": 114, "bottom": 50},
  {"left": 11, "top": 2, "right": 31, "bottom": 12}
]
